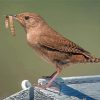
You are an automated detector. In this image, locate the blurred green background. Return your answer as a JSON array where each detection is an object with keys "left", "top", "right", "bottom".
[{"left": 0, "top": 0, "right": 100, "bottom": 99}]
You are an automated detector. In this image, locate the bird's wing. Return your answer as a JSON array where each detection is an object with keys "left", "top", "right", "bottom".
[{"left": 39, "top": 34, "right": 91, "bottom": 58}]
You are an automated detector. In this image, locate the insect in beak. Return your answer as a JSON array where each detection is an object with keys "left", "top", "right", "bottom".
[{"left": 5, "top": 15, "right": 16, "bottom": 36}]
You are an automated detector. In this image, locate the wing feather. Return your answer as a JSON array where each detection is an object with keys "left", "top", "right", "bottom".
[{"left": 39, "top": 34, "right": 91, "bottom": 58}]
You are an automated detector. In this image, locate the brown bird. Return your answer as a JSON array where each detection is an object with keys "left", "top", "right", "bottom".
[{"left": 11, "top": 12, "right": 100, "bottom": 88}]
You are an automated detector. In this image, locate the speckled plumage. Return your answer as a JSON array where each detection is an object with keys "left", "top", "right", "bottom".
[{"left": 13, "top": 12, "right": 100, "bottom": 87}]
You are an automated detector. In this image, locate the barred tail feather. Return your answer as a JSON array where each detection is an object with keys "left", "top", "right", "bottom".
[
  {"left": 91, "top": 58, "right": 100, "bottom": 63},
  {"left": 86, "top": 57, "right": 100, "bottom": 63},
  {"left": 69, "top": 55, "right": 100, "bottom": 63}
]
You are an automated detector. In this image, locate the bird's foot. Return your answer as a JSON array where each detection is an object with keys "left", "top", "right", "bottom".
[
  {"left": 34, "top": 84, "right": 60, "bottom": 93},
  {"left": 33, "top": 83, "right": 47, "bottom": 89},
  {"left": 33, "top": 83, "right": 60, "bottom": 94}
]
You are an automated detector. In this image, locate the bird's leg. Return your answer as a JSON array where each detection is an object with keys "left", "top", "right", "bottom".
[
  {"left": 42, "top": 71, "right": 57, "bottom": 78},
  {"left": 49, "top": 71, "right": 57, "bottom": 78},
  {"left": 46, "top": 67, "right": 62, "bottom": 88}
]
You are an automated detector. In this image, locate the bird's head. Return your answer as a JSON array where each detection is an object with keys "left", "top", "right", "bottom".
[{"left": 13, "top": 12, "right": 45, "bottom": 31}]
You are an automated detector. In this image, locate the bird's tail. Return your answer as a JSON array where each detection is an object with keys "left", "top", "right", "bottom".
[
  {"left": 70, "top": 55, "right": 100, "bottom": 63},
  {"left": 90, "top": 57, "right": 100, "bottom": 63}
]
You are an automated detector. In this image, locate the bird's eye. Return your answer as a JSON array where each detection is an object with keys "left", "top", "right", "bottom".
[{"left": 24, "top": 16, "right": 30, "bottom": 20}]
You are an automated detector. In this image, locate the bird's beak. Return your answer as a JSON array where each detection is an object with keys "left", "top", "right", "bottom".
[
  {"left": 13, "top": 15, "right": 20, "bottom": 21},
  {"left": 12, "top": 15, "right": 17, "bottom": 20},
  {"left": 6, "top": 14, "right": 25, "bottom": 28}
]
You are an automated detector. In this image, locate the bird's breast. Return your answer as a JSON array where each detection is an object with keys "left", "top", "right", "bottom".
[{"left": 27, "top": 33, "right": 39, "bottom": 46}]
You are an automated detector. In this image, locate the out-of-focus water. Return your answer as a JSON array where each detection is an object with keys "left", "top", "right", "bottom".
[{"left": 0, "top": 0, "right": 100, "bottom": 99}]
